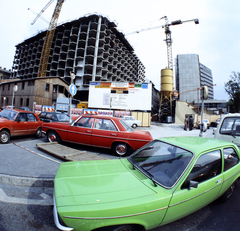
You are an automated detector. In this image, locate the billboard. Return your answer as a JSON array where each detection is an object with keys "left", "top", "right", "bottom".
[{"left": 88, "top": 82, "right": 152, "bottom": 111}]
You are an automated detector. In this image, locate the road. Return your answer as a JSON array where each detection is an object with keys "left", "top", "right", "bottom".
[{"left": 1, "top": 125, "right": 240, "bottom": 231}]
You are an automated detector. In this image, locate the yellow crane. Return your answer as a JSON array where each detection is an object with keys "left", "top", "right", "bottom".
[{"left": 31, "top": 0, "right": 64, "bottom": 77}]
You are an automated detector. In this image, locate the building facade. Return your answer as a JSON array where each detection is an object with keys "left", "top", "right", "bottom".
[
  {"left": 175, "top": 54, "right": 214, "bottom": 103},
  {"left": 11, "top": 14, "right": 145, "bottom": 101},
  {"left": 0, "top": 67, "right": 11, "bottom": 80},
  {"left": 0, "top": 77, "right": 70, "bottom": 111}
]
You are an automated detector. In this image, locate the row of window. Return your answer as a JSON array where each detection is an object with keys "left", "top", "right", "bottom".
[{"left": 1, "top": 81, "right": 35, "bottom": 91}]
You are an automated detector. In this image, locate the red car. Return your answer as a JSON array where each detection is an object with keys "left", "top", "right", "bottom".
[
  {"left": 0, "top": 109, "right": 43, "bottom": 144},
  {"left": 42, "top": 114, "right": 153, "bottom": 156}
]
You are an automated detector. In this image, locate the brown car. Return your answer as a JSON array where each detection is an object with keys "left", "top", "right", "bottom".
[{"left": 0, "top": 109, "right": 43, "bottom": 144}]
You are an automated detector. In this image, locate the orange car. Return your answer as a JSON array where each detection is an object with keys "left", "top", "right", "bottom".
[
  {"left": 42, "top": 114, "right": 153, "bottom": 156},
  {"left": 0, "top": 109, "right": 43, "bottom": 144}
]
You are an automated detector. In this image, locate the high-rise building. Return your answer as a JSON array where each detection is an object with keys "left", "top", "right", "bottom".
[
  {"left": 175, "top": 54, "right": 213, "bottom": 103},
  {"left": 11, "top": 14, "right": 145, "bottom": 101}
]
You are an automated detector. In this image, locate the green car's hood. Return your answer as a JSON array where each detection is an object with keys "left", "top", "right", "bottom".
[{"left": 54, "top": 159, "right": 158, "bottom": 207}]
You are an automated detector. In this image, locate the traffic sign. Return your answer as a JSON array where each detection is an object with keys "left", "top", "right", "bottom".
[{"left": 69, "top": 84, "right": 77, "bottom": 96}]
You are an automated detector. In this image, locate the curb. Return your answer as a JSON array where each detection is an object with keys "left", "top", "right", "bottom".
[{"left": 0, "top": 173, "right": 54, "bottom": 188}]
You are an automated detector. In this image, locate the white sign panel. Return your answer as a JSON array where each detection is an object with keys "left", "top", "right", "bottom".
[{"left": 88, "top": 82, "right": 152, "bottom": 111}]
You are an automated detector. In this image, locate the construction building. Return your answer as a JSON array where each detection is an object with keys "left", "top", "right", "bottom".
[
  {"left": 11, "top": 14, "right": 146, "bottom": 101},
  {"left": 175, "top": 54, "right": 214, "bottom": 103}
]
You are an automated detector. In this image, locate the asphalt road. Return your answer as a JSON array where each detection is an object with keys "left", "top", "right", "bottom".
[{"left": 1, "top": 125, "right": 240, "bottom": 231}]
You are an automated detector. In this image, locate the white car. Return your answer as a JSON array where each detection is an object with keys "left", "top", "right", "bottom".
[
  {"left": 122, "top": 116, "right": 141, "bottom": 128},
  {"left": 214, "top": 113, "right": 240, "bottom": 147}
]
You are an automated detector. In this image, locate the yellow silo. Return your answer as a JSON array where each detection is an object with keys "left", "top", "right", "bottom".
[{"left": 161, "top": 69, "right": 173, "bottom": 98}]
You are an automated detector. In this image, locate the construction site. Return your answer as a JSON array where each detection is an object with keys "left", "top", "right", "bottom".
[{"left": 1, "top": 0, "right": 225, "bottom": 125}]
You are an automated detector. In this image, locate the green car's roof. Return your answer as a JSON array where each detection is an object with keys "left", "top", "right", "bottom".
[{"left": 157, "top": 136, "right": 236, "bottom": 154}]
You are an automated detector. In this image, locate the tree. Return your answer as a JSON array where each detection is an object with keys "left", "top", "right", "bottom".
[{"left": 225, "top": 72, "right": 240, "bottom": 112}]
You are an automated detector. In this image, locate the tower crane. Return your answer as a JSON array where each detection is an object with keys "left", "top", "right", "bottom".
[
  {"left": 127, "top": 16, "right": 199, "bottom": 70},
  {"left": 28, "top": 8, "right": 49, "bottom": 25},
  {"left": 31, "top": 0, "right": 64, "bottom": 77},
  {"left": 127, "top": 16, "right": 199, "bottom": 122}
]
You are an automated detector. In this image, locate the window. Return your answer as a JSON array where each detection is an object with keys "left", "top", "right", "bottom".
[
  {"left": 8, "top": 84, "right": 10, "bottom": 90},
  {"left": 16, "top": 113, "right": 27, "bottom": 122},
  {"left": 27, "top": 113, "right": 37, "bottom": 121},
  {"left": 75, "top": 117, "right": 94, "bottom": 128},
  {"left": 220, "top": 117, "right": 240, "bottom": 135},
  {"left": 223, "top": 148, "right": 239, "bottom": 171},
  {"left": 21, "top": 82, "right": 25, "bottom": 90},
  {"left": 26, "top": 98, "right": 29, "bottom": 106},
  {"left": 28, "top": 80, "right": 35, "bottom": 86},
  {"left": 183, "top": 150, "right": 221, "bottom": 187},
  {"left": 45, "top": 83, "right": 50, "bottom": 91},
  {"left": 94, "top": 119, "right": 117, "bottom": 131},
  {"left": 53, "top": 85, "right": 58, "bottom": 93},
  {"left": 20, "top": 98, "right": 23, "bottom": 106}
]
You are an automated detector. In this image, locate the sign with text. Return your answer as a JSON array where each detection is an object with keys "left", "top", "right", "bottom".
[{"left": 88, "top": 82, "right": 152, "bottom": 110}]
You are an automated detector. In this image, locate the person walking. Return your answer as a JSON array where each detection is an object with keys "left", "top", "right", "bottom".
[
  {"left": 189, "top": 115, "right": 194, "bottom": 131},
  {"left": 184, "top": 116, "right": 189, "bottom": 131}
]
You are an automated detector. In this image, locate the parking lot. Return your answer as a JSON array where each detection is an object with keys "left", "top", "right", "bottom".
[{"left": 2, "top": 123, "right": 240, "bottom": 231}]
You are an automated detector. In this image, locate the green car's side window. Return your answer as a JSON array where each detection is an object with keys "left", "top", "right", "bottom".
[
  {"left": 223, "top": 148, "right": 239, "bottom": 171},
  {"left": 182, "top": 150, "right": 221, "bottom": 188}
]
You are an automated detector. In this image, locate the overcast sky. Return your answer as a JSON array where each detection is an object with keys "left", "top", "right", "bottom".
[{"left": 0, "top": 0, "right": 239, "bottom": 100}]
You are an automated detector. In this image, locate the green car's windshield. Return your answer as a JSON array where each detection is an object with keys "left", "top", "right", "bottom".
[
  {"left": 0, "top": 109, "right": 17, "bottom": 121},
  {"left": 129, "top": 140, "right": 193, "bottom": 188}
]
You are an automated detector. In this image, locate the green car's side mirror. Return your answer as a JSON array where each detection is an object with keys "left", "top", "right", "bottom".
[{"left": 189, "top": 180, "right": 198, "bottom": 190}]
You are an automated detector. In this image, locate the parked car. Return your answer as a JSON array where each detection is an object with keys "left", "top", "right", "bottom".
[
  {"left": 1, "top": 105, "right": 14, "bottom": 110},
  {"left": 214, "top": 113, "right": 240, "bottom": 147},
  {"left": 196, "top": 119, "right": 210, "bottom": 129},
  {"left": 53, "top": 136, "right": 240, "bottom": 231},
  {"left": 19, "top": 107, "right": 31, "bottom": 111},
  {"left": 122, "top": 115, "right": 141, "bottom": 128},
  {"left": 0, "top": 109, "right": 43, "bottom": 144},
  {"left": 38, "top": 112, "right": 73, "bottom": 123},
  {"left": 211, "top": 118, "right": 221, "bottom": 127},
  {"left": 42, "top": 114, "right": 153, "bottom": 156}
]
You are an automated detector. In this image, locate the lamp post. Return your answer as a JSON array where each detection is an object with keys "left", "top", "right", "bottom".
[{"left": 12, "top": 85, "right": 18, "bottom": 108}]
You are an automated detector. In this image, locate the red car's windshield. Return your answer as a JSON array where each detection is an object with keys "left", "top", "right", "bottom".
[{"left": 0, "top": 109, "right": 17, "bottom": 121}]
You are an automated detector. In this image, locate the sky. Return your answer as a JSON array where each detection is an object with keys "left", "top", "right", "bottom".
[{"left": 0, "top": 0, "right": 239, "bottom": 101}]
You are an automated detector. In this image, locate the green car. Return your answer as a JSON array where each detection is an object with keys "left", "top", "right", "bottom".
[{"left": 53, "top": 137, "right": 240, "bottom": 231}]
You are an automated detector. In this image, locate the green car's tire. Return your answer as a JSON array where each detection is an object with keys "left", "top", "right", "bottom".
[{"left": 219, "top": 182, "right": 236, "bottom": 202}]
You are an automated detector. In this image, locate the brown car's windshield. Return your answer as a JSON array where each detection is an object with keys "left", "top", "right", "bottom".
[
  {"left": 0, "top": 109, "right": 17, "bottom": 121},
  {"left": 129, "top": 140, "right": 193, "bottom": 188}
]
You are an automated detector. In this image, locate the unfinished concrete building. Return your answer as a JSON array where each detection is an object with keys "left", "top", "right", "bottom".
[{"left": 11, "top": 14, "right": 145, "bottom": 101}]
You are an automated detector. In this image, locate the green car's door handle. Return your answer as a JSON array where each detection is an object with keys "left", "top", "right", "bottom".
[{"left": 216, "top": 178, "right": 222, "bottom": 183}]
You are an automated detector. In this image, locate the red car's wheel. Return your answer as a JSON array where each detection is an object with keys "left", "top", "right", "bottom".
[
  {"left": 113, "top": 143, "right": 130, "bottom": 156},
  {"left": 0, "top": 130, "right": 10, "bottom": 144},
  {"left": 47, "top": 131, "right": 60, "bottom": 143},
  {"left": 35, "top": 128, "right": 42, "bottom": 138}
]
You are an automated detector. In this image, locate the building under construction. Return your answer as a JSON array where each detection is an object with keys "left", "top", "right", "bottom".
[{"left": 11, "top": 14, "right": 146, "bottom": 101}]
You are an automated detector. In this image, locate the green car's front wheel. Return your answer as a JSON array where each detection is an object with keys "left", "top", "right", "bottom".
[{"left": 112, "top": 225, "right": 136, "bottom": 231}]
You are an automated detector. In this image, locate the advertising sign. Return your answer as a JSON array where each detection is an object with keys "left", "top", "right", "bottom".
[{"left": 88, "top": 82, "right": 152, "bottom": 111}]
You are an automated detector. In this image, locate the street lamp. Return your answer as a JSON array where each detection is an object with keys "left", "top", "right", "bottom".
[{"left": 12, "top": 85, "right": 18, "bottom": 108}]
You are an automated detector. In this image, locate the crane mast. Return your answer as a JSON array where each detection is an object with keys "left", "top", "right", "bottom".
[{"left": 37, "top": 0, "right": 64, "bottom": 77}]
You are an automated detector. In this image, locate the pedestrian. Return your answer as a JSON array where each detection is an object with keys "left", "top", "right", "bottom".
[
  {"left": 184, "top": 116, "right": 189, "bottom": 131},
  {"left": 189, "top": 115, "right": 193, "bottom": 131}
]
